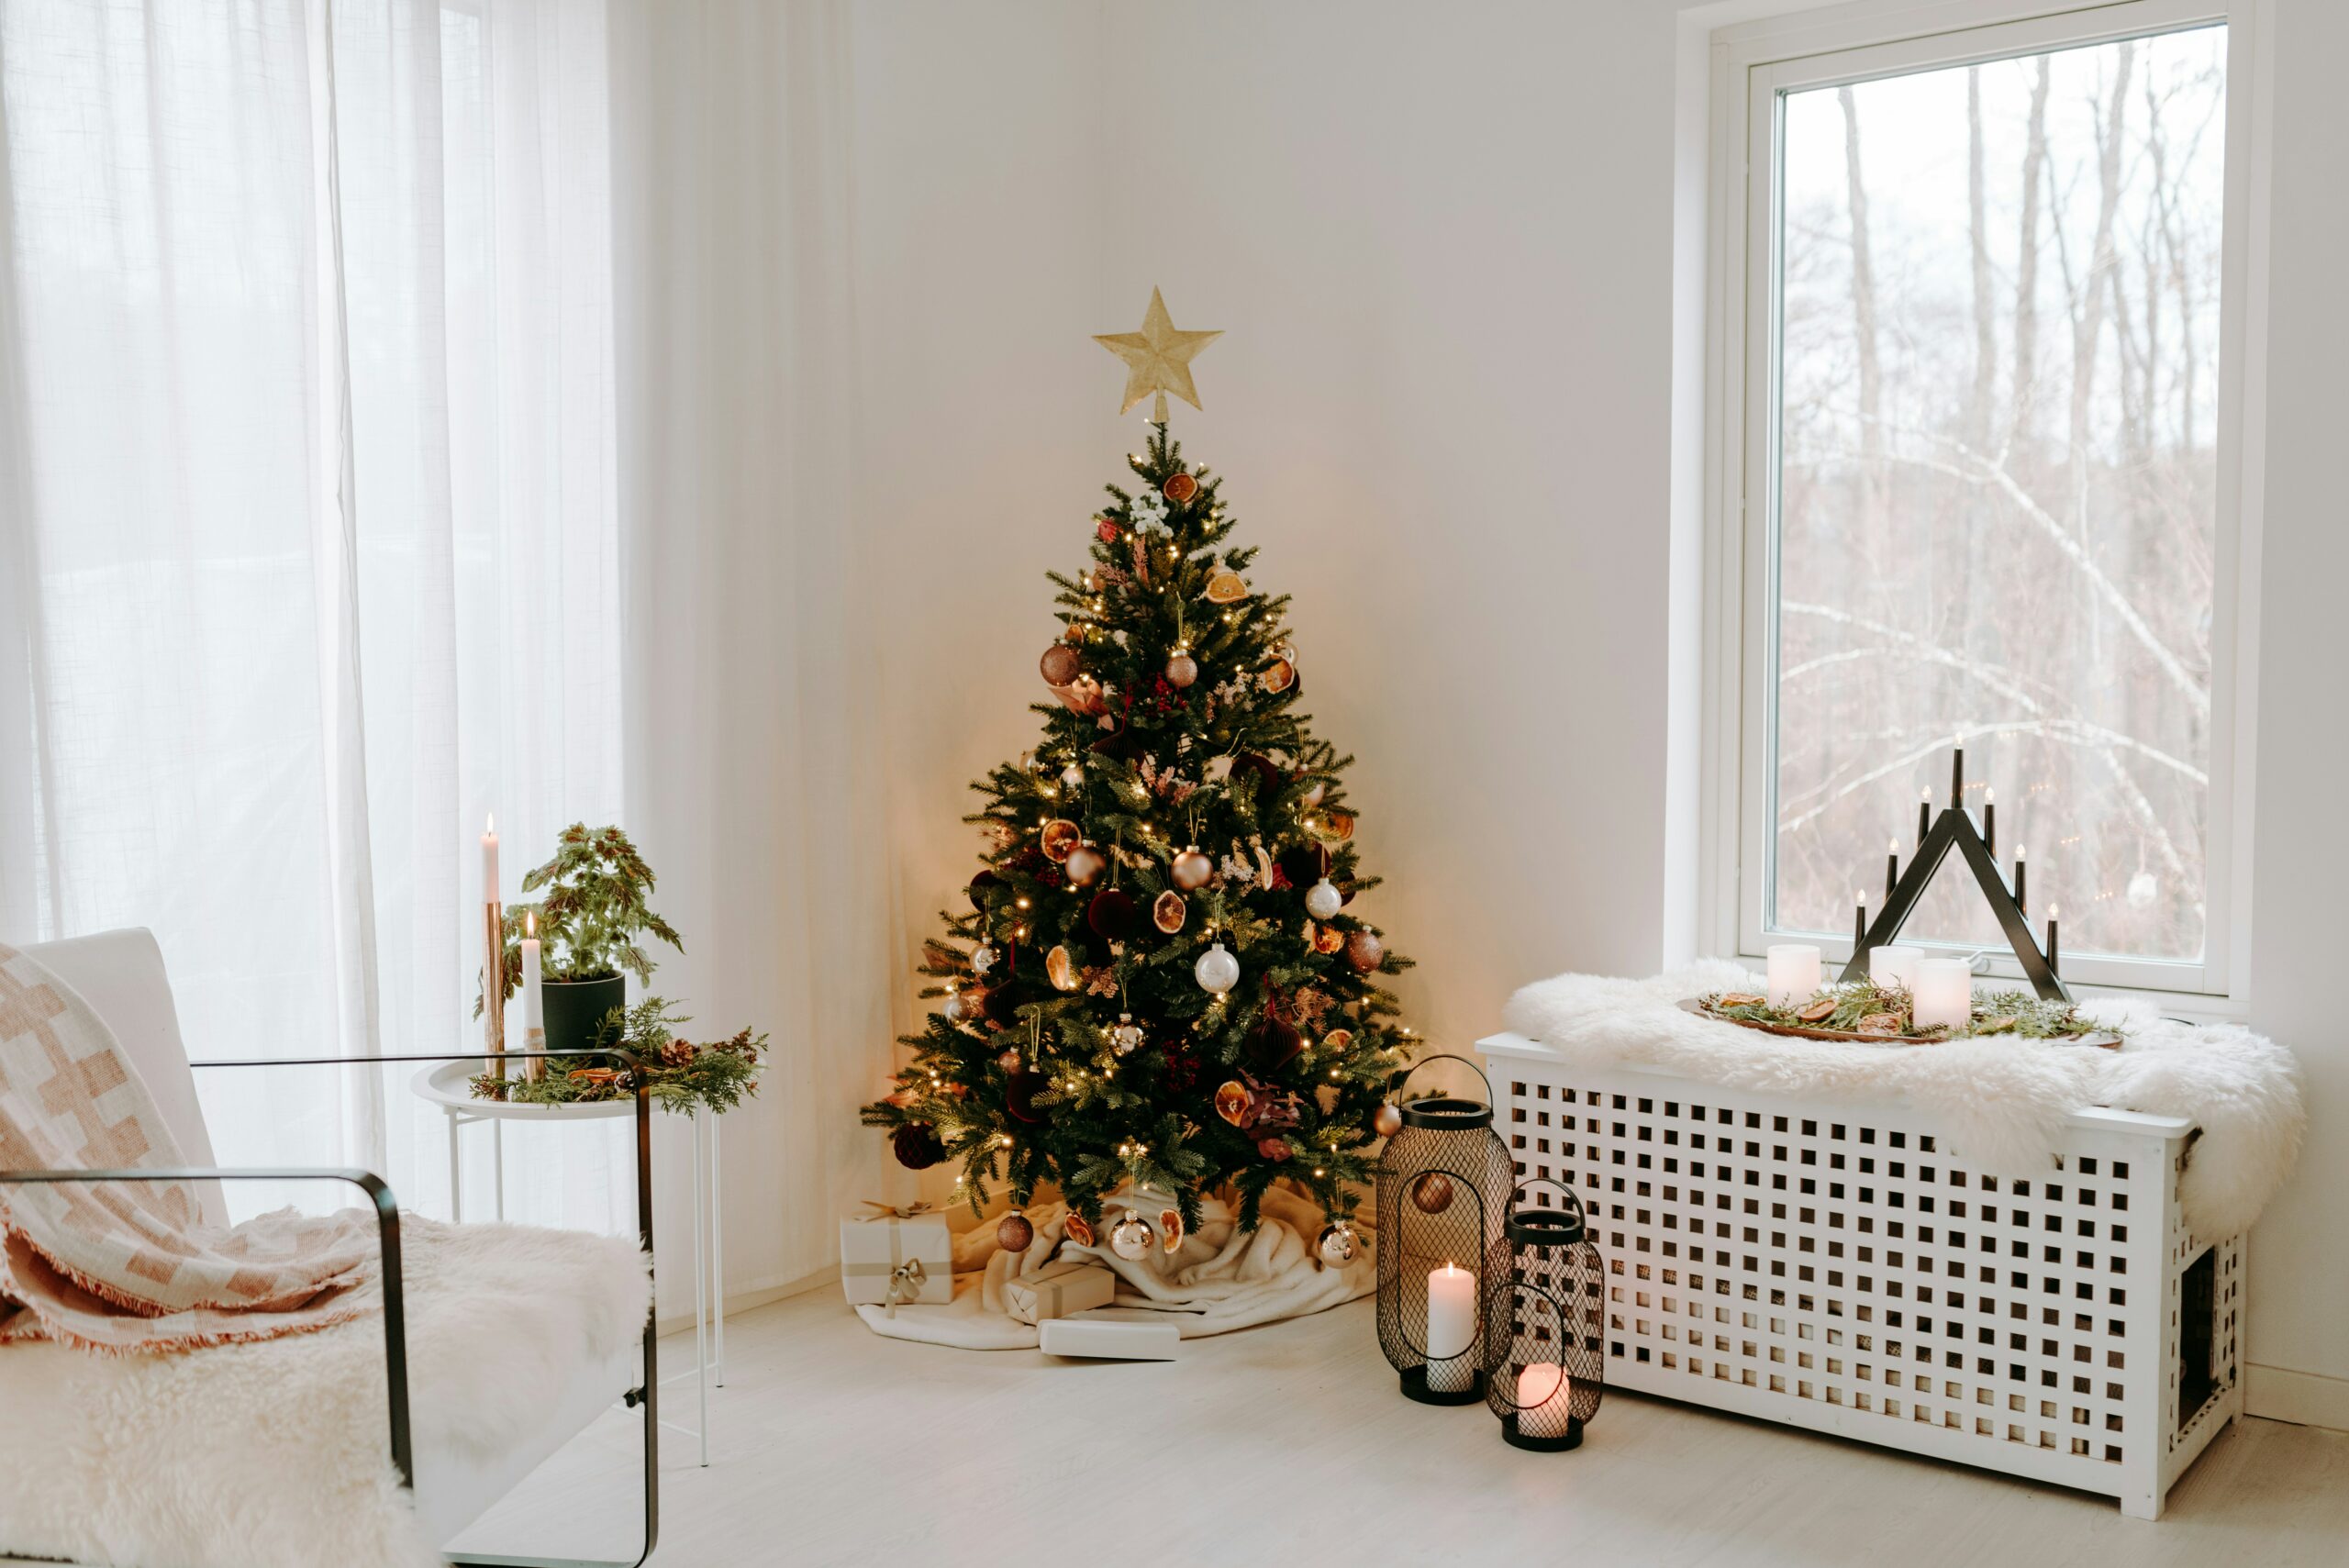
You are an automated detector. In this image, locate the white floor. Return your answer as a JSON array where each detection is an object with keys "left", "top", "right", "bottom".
[{"left": 454, "top": 1288, "right": 2349, "bottom": 1567}]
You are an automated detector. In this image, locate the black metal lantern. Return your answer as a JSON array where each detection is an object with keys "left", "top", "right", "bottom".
[
  {"left": 1485, "top": 1179, "right": 1606, "bottom": 1450},
  {"left": 1375, "top": 1053, "right": 1512, "bottom": 1405}
]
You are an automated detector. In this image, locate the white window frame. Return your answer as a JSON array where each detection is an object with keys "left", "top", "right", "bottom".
[{"left": 1700, "top": 0, "right": 2270, "bottom": 1005}]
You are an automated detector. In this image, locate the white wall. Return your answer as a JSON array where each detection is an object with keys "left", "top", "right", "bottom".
[{"left": 617, "top": 0, "right": 2349, "bottom": 1410}]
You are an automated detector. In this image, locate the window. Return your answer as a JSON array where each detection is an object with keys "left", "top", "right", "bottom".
[{"left": 1709, "top": 0, "right": 2263, "bottom": 996}]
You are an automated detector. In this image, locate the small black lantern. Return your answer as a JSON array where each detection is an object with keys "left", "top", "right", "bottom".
[
  {"left": 1485, "top": 1179, "right": 1606, "bottom": 1450},
  {"left": 1375, "top": 1053, "right": 1512, "bottom": 1405}
]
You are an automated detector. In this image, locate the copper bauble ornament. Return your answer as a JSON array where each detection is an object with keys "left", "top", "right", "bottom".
[
  {"left": 1109, "top": 1215, "right": 1154, "bottom": 1262},
  {"left": 1171, "top": 845, "right": 1213, "bottom": 890},
  {"left": 1152, "top": 889, "right": 1187, "bottom": 934},
  {"left": 1372, "top": 1102, "right": 1404, "bottom": 1139},
  {"left": 1040, "top": 643, "right": 1082, "bottom": 686},
  {"left": 1086, "top": 887, "right": 1137, "bottom": 940},
  {"left": 890, "top": 1122, "right": 944, "bottom": 1171},
  {"left": 996, "top": 1211, "right": 1035, "bottom": 1252},
  {"left": 996, "top": 1048, "right": 1022, "bottom": 1072},
  {"left": 1041, "top": 819, "right": 1081, "bottom": 862},
  {"left": 1409, "top": 1171, "right": 1454, "bottom": 1214},
  {"left": 1064, "top": 842, "right": 1106, "bottom": 887},
  {"left": 1314, "top": 809, "right": 1356, "bottom": 842},
  {"left": 1316, "top": 1221, "right": 1360, "bottom": 1268},
  {"left": 1214, "top": 1080, "right": 1254, "bottom": 1127},
  {"left": 1162, "top": 471, "right": 1198, "bottom": 504},
  {"left": 1065, "top": 1211, "right": 1095, "bottom": 1249},
  {"left": 1164, "top": 651, "right": 1198, "bottom": 688},
  {"left": 1345, "top": 929, "right": 1386, "bottom": 973},
  {"left": 1304, "top": 878, "right": 1343, "bottom": 921}
]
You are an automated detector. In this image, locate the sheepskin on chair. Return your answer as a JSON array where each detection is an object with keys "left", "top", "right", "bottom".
[
  {"left": 1504, "top": 962, "right": 2304, "bottom": 1240},
  {"left": 0, "top": 1217, "right": 651, "bottom": 1568}
]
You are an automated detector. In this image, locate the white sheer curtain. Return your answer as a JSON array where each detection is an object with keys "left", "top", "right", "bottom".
[{"left": 0, "top": 0, "right": 627, "bottom": 1229}]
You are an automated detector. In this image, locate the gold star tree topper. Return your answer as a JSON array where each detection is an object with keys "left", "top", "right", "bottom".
[{"left": 1094, "top": 287, "right": 1221, "bottom": 421}]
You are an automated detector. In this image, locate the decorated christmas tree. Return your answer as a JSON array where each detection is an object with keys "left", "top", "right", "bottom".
[{"left": 863, "top": 289, "right": 1415, "bottom": 1247}]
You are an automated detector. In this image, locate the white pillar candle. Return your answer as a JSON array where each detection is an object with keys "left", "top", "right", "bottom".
[
  {"left": 1868, "top": 944, "right": 1923, "bottom": 993},
  {"left": 1425, "top": 1262, "right": 1477, "bottom": 1393},
  {"left": 1912, "top": 958, "right": 1974, "bottom": 1033},
  {"left": 481, "top": 814, "right": 499, "bottom": 896},
  {"left": 520, "top": 909, "right": 545, "bottom": 1077},
  {"left": 1516, "top": 1362, "right": 1575, "bottom": 1439},
  {"left": 1765, "top": 943, "right": 1821, "bottom": 1008}
]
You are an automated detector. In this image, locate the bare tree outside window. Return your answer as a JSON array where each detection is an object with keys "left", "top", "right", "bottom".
[{"left": 1772, "top": 25, "right": 2227, "bottom": 962}]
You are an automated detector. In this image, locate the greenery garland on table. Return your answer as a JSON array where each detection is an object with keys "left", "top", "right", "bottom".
[
  {"left": 1701, "top": 979, "right": 2114, "bottom": 1041},
  {"left": 472, "top": 996, "right": 767, "bottom": 1116}
]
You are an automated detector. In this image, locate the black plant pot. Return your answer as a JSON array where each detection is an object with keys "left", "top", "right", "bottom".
[{"left": 540, "top": 973, "right": 628, "bottom": 1063}]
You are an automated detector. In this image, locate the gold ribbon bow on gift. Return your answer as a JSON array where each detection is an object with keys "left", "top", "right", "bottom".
[
  {"left": 885, "top": 1257, "right": 928, "bottom": 1318},
  {"left": 860, "top": 1200, "right": 937, "bottom": 1219}
]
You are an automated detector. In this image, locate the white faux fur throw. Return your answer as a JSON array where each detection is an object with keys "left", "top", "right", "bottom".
[
  {"left": 0, "top": 1216, "right": 651, "bottom": 1568},
  {"left": 1504, "top": 962, "right": 2304, "bottom": 1240},
  {"left": 858, "top": 1184, "right": 1373, "bottom": 1350}
]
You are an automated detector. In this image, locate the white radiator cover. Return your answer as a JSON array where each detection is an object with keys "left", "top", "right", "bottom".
[{"left": 1479, "top": 1031, "right": 2242, "bottom": 1519}]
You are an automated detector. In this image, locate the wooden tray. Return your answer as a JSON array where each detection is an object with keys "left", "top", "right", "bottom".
[{"left": 1676, "top": 996, "right": 2121, "bottom": 1050}]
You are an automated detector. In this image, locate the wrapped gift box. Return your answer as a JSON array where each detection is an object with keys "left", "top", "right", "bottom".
[
  {"left": 1038, "top": 1308, "right": 1181, "bottom": 1361},
  {"left": 840, "top": 1205, "right": 952, "bottom": 1310},
  {"left": 1003, "top": 1258, "right": 1116, "bottom": 1326}
]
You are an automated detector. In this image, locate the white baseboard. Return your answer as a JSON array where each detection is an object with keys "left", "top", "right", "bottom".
[
  {"left": 2245, "top": 1362, "right": 2349, "bottom": 1431},
  {"left": 653, "top": 1262, "right": 838, "bottom": 1338}
]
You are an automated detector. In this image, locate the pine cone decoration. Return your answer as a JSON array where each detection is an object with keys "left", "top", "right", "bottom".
[{"left": 659, "top": 1039, "right": 698, "bottom": 1068}]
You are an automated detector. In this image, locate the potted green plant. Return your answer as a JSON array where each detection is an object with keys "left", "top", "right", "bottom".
[{"left": 477, "top": 823, "right": 684, "bottom": 1060}]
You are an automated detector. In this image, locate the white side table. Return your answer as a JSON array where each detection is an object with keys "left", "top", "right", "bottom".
[{"left": 410, "top": 1060, "right": 728, "bottom": 1465}]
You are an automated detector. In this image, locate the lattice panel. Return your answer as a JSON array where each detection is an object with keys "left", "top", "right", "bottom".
[{"left": 1489, "top": 1048, "right": 2242, "bottom": 1519}]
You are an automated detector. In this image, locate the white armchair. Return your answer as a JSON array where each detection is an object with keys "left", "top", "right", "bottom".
[{"left": 0, "top": 929, "right": 659, "bottom": 1568}]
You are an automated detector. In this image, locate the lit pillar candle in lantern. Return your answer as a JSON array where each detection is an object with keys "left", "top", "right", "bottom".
[
  {"left": 520, "top": 909, "right": 545, "bottom": 1082},
  {"left": 1516, "top": 1362, "right": 1575, "bottom": 1440},
  {"left": 1765, "top": 943, "right": 1821, "bottom": 1008},
  {"left": 1913, "top": 959, "right": 1974, "bottom": 1033},
  {"left": 481, "top": 814, "right": 499, "bottom": 895},
  {"left": 1868, "top": 944, "right": 1923, "bottom": 994},
  {"left": 481, "top": 814, "right": 504, "bottom": 1067},
  {"left": 1425, "top": 1262, "right": 1477, "bottom": 1393}
]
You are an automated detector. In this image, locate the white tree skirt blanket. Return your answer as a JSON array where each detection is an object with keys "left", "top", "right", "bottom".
[
  {"left": 1505, "top": 962, "right": 2304, "bottom": 1240},
  {"left": 0, "top": 1216, "right": 650, "bottom": 1568},
  {"left": 856, "top": 1184, "right": 1374, "bottom": 1350}
]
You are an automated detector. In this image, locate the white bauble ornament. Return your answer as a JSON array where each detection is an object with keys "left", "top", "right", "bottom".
[
  {"left": 970, "top": 943, "right": 997, "bottom": 976},
  {"left": 1065, "top": 843, "right": 1106, "bottom": 887},
  {"left": 1061, "top": 762, "right": 1085, "bottom": 790},
  {"left": 1110, "top": 1014, "right": 1144, "bottom": 1055},
  {"left": 941, "top": 992, "right": 966, "bottom": 1022},
  {"left": 2127, "top": 871, "right": 2158, "bottom": 910},
  {"left": 1304, "top": 877, "right": 1342, "bottom": 920},
  {"left": 1171, "top": 845, "right": 1214, "bottom": 891},
  {"left": 1194, "top": 940, "right": 1241, "bottom": 995},
  {"left": 1316, "top": 1222, "right": 1360, "bottom": 1268},
  {"left": 1110, "top": 1215, "right": 1154, "bottom": 1262},
  {"left": 1302, "top": 781, "right": 1326, "bottom": 807}
]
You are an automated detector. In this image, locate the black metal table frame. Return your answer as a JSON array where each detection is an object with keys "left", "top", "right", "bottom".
[{"left": 0, "top": 1048, "right": 659, "bottom": 1568}]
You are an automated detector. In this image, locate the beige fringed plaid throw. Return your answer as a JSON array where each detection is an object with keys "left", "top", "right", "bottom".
[{"left": 0, "top": 942, "right": 377, "bottom": 1353}]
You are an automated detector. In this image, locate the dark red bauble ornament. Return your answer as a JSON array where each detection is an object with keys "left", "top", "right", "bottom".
[
  {"left": 1086, "top": 887, "right": 1138, "bottom": 940},
  {"left": 967, "top": 870, "right": 1005, "bottom": 910},
  {"left": 996, "top": 1211, "right": 1035, "bottom": 1252},
  {"left": 1247, "top": 1014, "right": 1305, "bottom": 1073},
  {"left": 1005, "top": 1067, "right": 1044, "bottom": 1124},
  {"left": 1039, "top": 643, "right": 1083, "bottom": 687},
  {"left": 1410, "top": 1171, "right": 1455, "bottom": 1214},
  {"left": 1229, "top": 751, "right": 1282, "bottom": 799},
  {"left": 1089, "top": 725, "right": 1132, "bottom": 760},
  {"left": 982, "top": 985, "right": 1021, "bottom": 1028},
  {"left": 891, "top": 1122, "right": 945, "bottom": 1171},
  {"left": 1276, "top": 843, "right": 1330, "bottom": 891}
]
